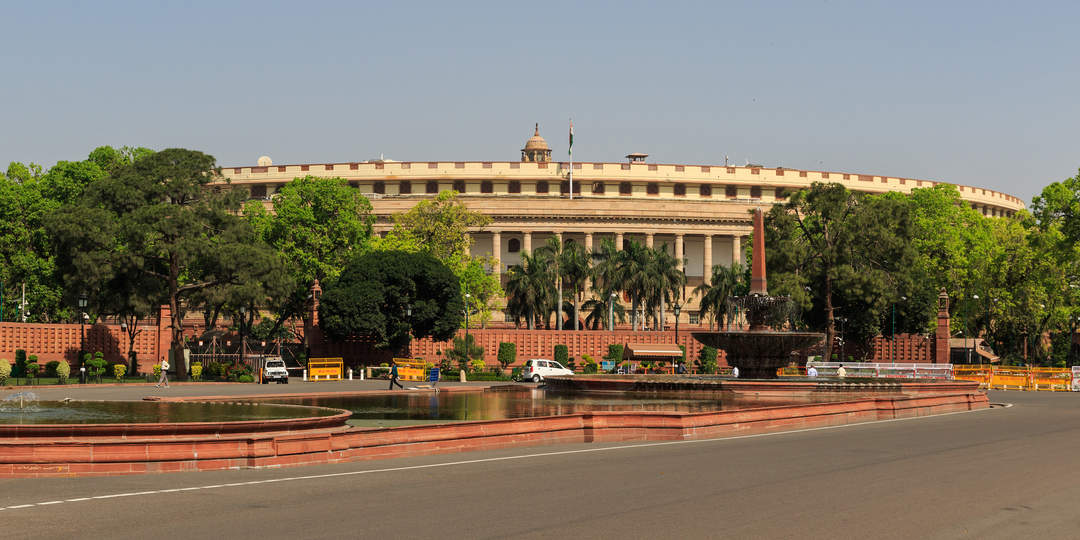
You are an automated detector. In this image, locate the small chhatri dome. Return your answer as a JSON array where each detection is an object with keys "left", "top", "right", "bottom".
[
  {"left": 521, "top": 123, "right": 552, "bottom": 162},
  {"left": 257, "top": 155, "right": 273, "bottom": 166}
]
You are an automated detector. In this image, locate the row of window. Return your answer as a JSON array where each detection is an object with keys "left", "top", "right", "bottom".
[{"left": 368, "top": 180, "right": 776, "bottom": 199}]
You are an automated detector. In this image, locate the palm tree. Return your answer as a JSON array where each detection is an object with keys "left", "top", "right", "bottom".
[
  {"left": 583, "top": 295, "right": 627, "bottom": 329},
  {"left": 693, "top": 263, "right": 745, "bottom": 330},
  {"left": 560, "top": 241, "right": 591, "bottom": 330},
  {"left": 620, "top": 240, "right": 654, "bottom": 331},
  {"left": 504, "top": 252, "right": 551, "bottom": 330},
  {"left": 650, "top": 244, "right": 686, "bottom": 330},
  {"left": 537, "top": 236, "right": 566, "bottom": 330}
]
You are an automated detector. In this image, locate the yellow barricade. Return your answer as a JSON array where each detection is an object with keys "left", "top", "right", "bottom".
[
  {"left": 953, "top": 365, "right": 993, "bottom": 388},
  {"left": 1032, "top": 367, "right": 1072, "bottom": 392},
  {"left": 308, "top": 358, "right": 343, "bottom": 381},
  {"left": 392, "top": 358, "right": 428, "bottom": 382},
  {"left": 989, "top": 367, "right": 1031, "bottom": 390}
]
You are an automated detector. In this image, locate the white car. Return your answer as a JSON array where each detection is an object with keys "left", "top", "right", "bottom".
[
  {"left": 522, "top": 359, "right": 573, "bottom": 382},
  {"left": 262, "top": 358, "right": 289, "bottom": 384}
]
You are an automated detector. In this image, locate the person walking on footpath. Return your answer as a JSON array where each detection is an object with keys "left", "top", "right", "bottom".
[
  {"left": 836, "top": 364, "right": 847, "bottom": 378},
  {"left": 807, "top": 365, "right": 819, "bottom": 377},
  {"left": 388, "top": 360, "right": 403, "bottom": 390},
  {"left": 156, "top": 359, "right": 170, "bottom": 388}
]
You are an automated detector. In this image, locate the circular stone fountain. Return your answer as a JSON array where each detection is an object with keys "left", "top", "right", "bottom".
[{"left": 692, "top": 209, "right": 823, "bottom": 379}]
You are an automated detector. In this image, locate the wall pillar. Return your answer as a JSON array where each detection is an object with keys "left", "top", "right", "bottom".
[
  {"left": 675, "top": 234, "right": 684, "bottom": 272},
  {"left": 703, "top": 234, "right": 713, "bottom": 285},
  {"left": 615, "top": 232, "right": 624, "bottom": 251},
  {"left": 645, "top": 233, "right": 654, "bottom": 249},
  {"left": 732, "top": 235, "right": 742, "bottom": 267},
  {"left": 523, "top": 231, "right": 532, "bottom": 254},
  {"left": 584, "top": 232, "right": 594, "bottom": 290}
]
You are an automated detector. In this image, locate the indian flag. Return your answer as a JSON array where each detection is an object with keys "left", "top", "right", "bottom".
[{"left": 568, "top": 120, "right": 574, "bottom": 156}]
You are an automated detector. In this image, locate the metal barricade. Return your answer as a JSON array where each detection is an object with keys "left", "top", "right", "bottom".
[
  {"left": 308, "top": 358, "right": 343, "bottom": 381},
  {"left": 988, "top": 367, "right": 1032, "bottom": 390},
  {"left": 1032, "top": 367, "right": 1072, "bottom": 392},
  {"left": 393, "top": 358, "right": 428, "bottom": 382}
]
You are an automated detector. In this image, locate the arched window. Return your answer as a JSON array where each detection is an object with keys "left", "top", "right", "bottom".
[
  {"left": 592, "top": 182, "right": 605, "bottom": 194},
  {"left": 373, "top": 181, "right": 385, "bottom": 194},
  {"left": 699, "top": 184, "right": 712, "bottom": 197},
  {"left": 619, "top": 182, "right": 632, "bottom": 195},
  {"left": 750, "top": 186, "right": 762, "bottom": 199},
  {"left": 426, "top": 181, "right": 439, "bottom": 194},
  {"left": 508, "top": 238, "right": 521, "bottom": 253},
  {"left": 536, "top": 181, "right": 549, "bottom": 194},
  {"left": 480, "top": 181, "right": 493, "bottom": 193},
  {"left": 453, "top": 180, "right": 466, "bottom": 193},
  {"left": 399, "top": 181, "right": 412, "bottom": 195},
  {"left": 646, "top": 183, "right": 659, "bottom": 195},
  {"left": 508, "top": 181, "right": 521, "bottom": 194},
  {"left": 673, "top": 183, "right": 686, "bottom": 196}
]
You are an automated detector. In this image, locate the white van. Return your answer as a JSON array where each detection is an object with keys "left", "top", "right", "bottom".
[
  {"left": 522, "top": 359, "right": 573, "bottom": 382},
  {"left": 262, "top": 358, "right": 289, "bottom": 384}
]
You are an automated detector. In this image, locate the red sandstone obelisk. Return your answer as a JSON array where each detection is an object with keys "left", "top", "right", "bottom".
[{"left": 750, "top": 208, "right": 767, "bottom": 295}]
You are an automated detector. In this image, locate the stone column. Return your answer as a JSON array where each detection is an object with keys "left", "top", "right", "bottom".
[
  {"left": 703, "top": 234, "right": 713, "bottom": 285},
  {"left": 732, "top": 235, "right": 742, "bottom": 267},
  {"left": 645, "top": 233, "right": 654, "bottom": 249},
  {"left": 491, "top": 231, "right": 502, "bottom": 281},
  {"left": 675, "top": 234, "right": 684, "bottom": 272},
  {"left": 523, "top": 231, "right": 532, "bottom": 254},
  {"left": 615, "top": 232, "right": 624, "bottom": 251},
  {"left": 584, "top": 232, "right": 594, "bottom": 290},
  {"left": 555, "top": 231, "right": 562, "bottom": 243}
]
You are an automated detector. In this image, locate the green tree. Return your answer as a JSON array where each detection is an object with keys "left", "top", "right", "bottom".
[
  {"left": 49, "top": 148, "right": 281, "bottom": 379},
  {"left": 245, "top": 175, "right": 374, "bottom": 336},
  {"left": 444, "top": 334, "right": 484, "bottom": 371},
  {"left": 505, "top": 252, "right": 552, "bottom": 330},
  {"left": 496, "top": 342, "right": 516, "bottom": 372},
  {"left": 537, "top": 236, "right": 568, "bottom": 330},
  {"left": 319, "top": 250, "right": 463, "bottom": 351},
  {"left": 560, "top": 241, "right": 591, "bottom": 330},
  {"left": 693, "top": 263, "right": 746, "bottom": 330}
]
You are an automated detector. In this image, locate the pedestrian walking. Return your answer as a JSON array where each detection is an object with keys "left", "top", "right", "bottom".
[
  {"left": 389, "top": 360, "right": 404, "bottom": 390},
  {"left": 156, "top": 359, "right": 170, "bottom": 388},
  {"left": 731, "top": 365, "right": 739, "bottom": 378},
  {"left": 807, "top": 365, "right": 819, "bottom": 377},
  {"left": 836, "top": 364, "right": 847, "bottom": 378}
]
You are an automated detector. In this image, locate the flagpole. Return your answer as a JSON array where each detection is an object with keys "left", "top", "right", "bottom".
[{"left": 568, "top": 119, "right": 574, "bottom": 200}]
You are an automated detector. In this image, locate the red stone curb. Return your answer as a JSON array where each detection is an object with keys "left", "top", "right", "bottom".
[{"left": 0, "top": 390, "right": 989, "bottom": 478}]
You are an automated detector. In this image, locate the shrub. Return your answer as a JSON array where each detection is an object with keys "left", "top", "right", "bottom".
[
  {"left": 604, "top": 344, "right": 624, "bottom": 373},
  {"left": 0, "top": 359, "right": 10, "bottom": 385},
  {"left": 469, "top": 358, "right": 486, "bottom": 373},
  {"left": 45, "top": 360, "right": 61, "bottom": 378},
  {"left": 13, "top": 349, "right": 26, "bottom": 378},
  {"left": 697, "top": 346, "right": 718, "bottom": 374},
  {"left": 112, "top": 363, "right": 127, "bottom": 381},
  {"left": 26, "top": 362, "right": 39, "bottom": 380},
  {"left": 511, "top": 366, "right": 523, "bottom": 381},
  {"left": 554, "top": 344, "right": 568, "bottom": 366},
  {"left": 86, "top": 352, "right": 108, "bottom": 381},
  {"left": 235, "top": 374, "right": 254, "bottom": 383},
  {"left": 152, "top": 363, "right": 162, "bottom": 379},
  {"left": 497, "top": 342, "right": 516, "bottom": 371},
  {"left": 56, "top": 361, "right": 70, "bottom": 384},
  {"left": 228, "top": 364, "right": 253, "bottom": 382},
  {"left": 203, "top": 361, "right": 228, "bottom": 380},
  {"left": 190, "top": 362, "right": 203, "bottom": 382}
]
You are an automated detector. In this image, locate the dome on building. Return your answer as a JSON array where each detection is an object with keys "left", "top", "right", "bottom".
[
  {"left": 257, "top": 155, "right": 273, "bottom": 166},
  {"left": 523, "top": 123, "right": 550, "bottom": 151},
  {"left": 521, "top": 123, "right": 552, "bottom": 162}
]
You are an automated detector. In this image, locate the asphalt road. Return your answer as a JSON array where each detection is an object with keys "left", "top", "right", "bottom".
[{"left": 3, "top": 391, "right": 1080, "bottom": 539}]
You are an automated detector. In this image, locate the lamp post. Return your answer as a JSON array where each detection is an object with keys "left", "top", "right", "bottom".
[
  {"left": 238, "top": 305, "right": 247, "bottom": 370},
  {"left": 673, "top": 302, "right": 681, "bottom": 344},
  {"left": 838, "top": 316, "right": 847, "bottom": 363},
  {"left": 78, "top": 292, "right": 88, "bottom": 361},
  {"left": 609, "top": 292, "right": 617, "bottom": 331},
  {"left": 892, "top": 296, "right": 907, "bottom": 363},
  {"left": 464, "top": 293, "right": 471, "bottom": 354}
]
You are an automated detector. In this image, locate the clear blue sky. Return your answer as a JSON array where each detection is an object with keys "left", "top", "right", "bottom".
[{"left": 3, "top": 1, "right": 1078, "bottom": 204}]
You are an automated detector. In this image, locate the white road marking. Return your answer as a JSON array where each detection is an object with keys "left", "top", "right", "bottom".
[{"left": 0, "top": 404, "right": 1001, "bottom": 512}]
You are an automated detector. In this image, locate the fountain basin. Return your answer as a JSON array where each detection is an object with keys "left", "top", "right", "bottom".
[{"left": 693, "top": 330, "right": 825, "bottom": 379}]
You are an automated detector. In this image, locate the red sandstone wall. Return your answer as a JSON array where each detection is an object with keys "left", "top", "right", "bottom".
[
  {"left": 311, "top": 329, "right": 723, "bottom": 368},
  {"left": 0, "top": 322, "right": 160, "bottom": 366},
  {"left": 868, "top": 333, "right": 933, "bottom": 363}
]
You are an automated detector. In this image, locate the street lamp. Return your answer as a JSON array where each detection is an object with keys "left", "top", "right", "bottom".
[
  {"left": 77, "top": 292, "right": 88, "bottom": 362},
  {"left": 609, "top": 292, "right": 617, "bottom": 332},
  {"left": 464, "top": 293, "right": 471, "bottom": 355},
  {"left": 673, "top": 302, "right": 682, "bottom": 344},
  {"left": 838, "top": 316, "right": 847, "bottom": 363},
  {"left": 238, "top": 305, "right": 247, "bottom": 370},
  {"left": 892, "top": 296, "right": 907, "bottom": 363}
]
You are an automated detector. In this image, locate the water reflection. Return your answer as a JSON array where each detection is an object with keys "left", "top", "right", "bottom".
[
  {"left": 258, "top": 389, "right": 808, "bottom": 427},
  {"left": 0, "top": 400, "right": 339, "bottom": 425}
]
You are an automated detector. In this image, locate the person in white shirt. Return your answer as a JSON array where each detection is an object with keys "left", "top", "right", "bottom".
[
  {"left": 807, "top": 365, "right": 819, "bottom": 377},
  {"left": 156, "top": 359, "right": 170, "bottom": 388},
  {"left": 836, "top": 364, "right": 847, "bottom": 378},
  {"left": 731, "top": 366, "right": 739, "bottom": 378}
]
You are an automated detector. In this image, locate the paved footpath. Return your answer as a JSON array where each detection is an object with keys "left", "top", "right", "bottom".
[
  {"left": 1, "top": 378, "right": 504, "bottom": 401},
  {"left": 3, "top": 391, "right": 1080, "bottom": 539}
]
